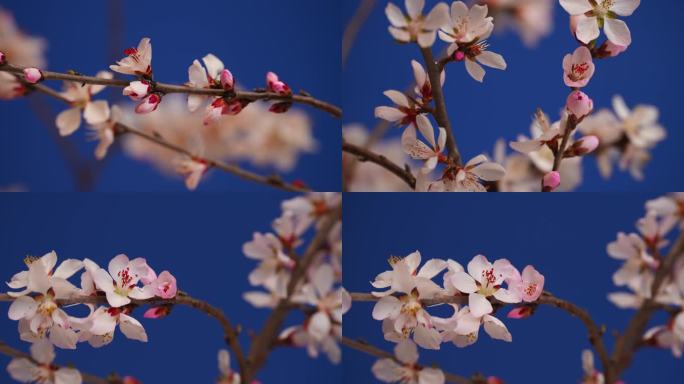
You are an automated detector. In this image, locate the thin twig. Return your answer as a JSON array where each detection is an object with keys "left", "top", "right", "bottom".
[
  {"left": 342, "top": 0, "right": 377, "bottom": 66},
  {"left": 341, "top": 337, "right": 474, "bottom": 384},
  {"left": 243, "top": 205, "right": 342, "bottom": 383},
  {"left": 25, "top": 82, "right": 310, "bottom": 192},
  {"left": 343, "top": 141, "right": 416, "bottom": 189},
  {"left": 0, "top": 340, "right": 121, "bottom": 384},
  {"left": 0, "top": 64, "right": 342, "bottom": 118}
]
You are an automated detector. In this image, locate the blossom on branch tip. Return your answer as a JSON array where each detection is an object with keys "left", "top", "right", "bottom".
[
  {"left": 22, "top": 67, "right": 42, "bottom": 83},
  {"left": 542, "top": 171, "right": 561, "bottom": 192},
  {"left": 509, "top": 110, "right": 562, "bottom": 154},
  {"left": 560, "top": 0, "right": 640, "bottom": 46},
  {"left": 371, "top": 340, "right": 445, "bottom": 384},
  {"left": 375, "top": 90, "right": 422, "bottom": 127},
  {"left": 385, "top": 0, "right": 450, "bottom": 48},
  {"left": 187, "top": 53, "right": 233, "bottom": 112},
  {"left": 0, "top": 51, "right": 6, "bottom": 65},
  {"left": 565, "top": 135, "right": 600, "bottom": 157},
  {"left": 566, "top": 90, "right": 593, "bottom": 118},
  {"left": 110, "top": 37, "right": 152, "bottom": 76},
  {"left": 83, "top": 255, "right": 155, "bottom": 308},
  {"left": 55, "top": 71, "right": 113, "bottom": 136},
  {"left": 123, "top": 80, "right": 151, "bottom": 101},
  {"left": 612, "top": 95, "right": 665, "bottom": 149},
  {"left": 266, "top": 71, "right": 291, "bottom": 95},
  {"left": 7, "top": 340, "right": 82, "bottom": 384},
  {"left": 563, "top": 46, "right": 595, "bottom": 88},
  {"left": 401, "top": 115, "right": 447, "bottom": 174},
  {"left": 152, "top": 271, "right": 177, "bottom": 299}
]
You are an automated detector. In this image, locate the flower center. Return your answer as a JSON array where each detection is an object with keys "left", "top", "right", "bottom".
[
  {"left": 571, "top": 62, "right": 590, "bottom": 80},
  {"left": 124, "top": 47, "right": 141, "bottom": 63},
  {"left": 524, "top": 283, "right": 538, "bottom": 296}
]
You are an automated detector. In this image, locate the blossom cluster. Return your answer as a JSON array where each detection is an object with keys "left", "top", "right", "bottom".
[
  {"left": 607, "top": 193, "right": 684, "bottom": 357},
  {"left": 0, "top": 7, "right": 45, "bottom": 100},
  {"left": 242, "top": 192, "right": 346, "bottom": 363},
  {"left": 5, "top": 251, "right": 178, "bottom": 383}
]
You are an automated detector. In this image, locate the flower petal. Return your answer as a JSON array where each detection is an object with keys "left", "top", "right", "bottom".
[
  {"left": 604, "top": 18, "right": 631, "bottom": 47},
  {"left": 56, "top": 107, "right": 82, "bottom": 137}
]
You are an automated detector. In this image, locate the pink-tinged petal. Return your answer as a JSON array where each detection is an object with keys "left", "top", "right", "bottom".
[
  {"left": 395, "top": 339, "right": 419, "bottom": 364},
  {"left": 603, "top": 18, "right": 631, "bottom": 47},
  {"left": 507, "top": 306, "right": 533, "bottom": 319},
  {"left": 415, "top": 115, "right": 436, "bottom": 147},
  {"left": 135, "top": 93, "right": 162, "bottom": 114},
  {"left": 423, "top": 156, "right": 438, "bottom": 173},
  {"left": 119, "top": 313, "right": 148, "bottom": 342},
  {"left": 220, "top": 69, "right": 234, "bottom": 90},
  {"left": 218, "top": 349, "right": 231, "bottom": 376},
  {"left": 153, "top": 270, "right": 178, "bottom": 299},
  {"left": 129, "top": 284, "right": 155, "bottom": 300},
  {"left": 612, "top": 95, "right": 630, "bottom": 120},
  {"left": 386, "top": 3, "right": 408, "bottom": 27},
  {"left": 483, "top": 315, "right": 512, "bottom": 341},
  {"left": 437, "top": 128, "right": 446, "bottom": 151},
  {"left": 27, "top": 261, "right": 50, "bottom": 294},
  {"left": 575, "top": 16, "right": 599, "bottom": 44},
  {"left": 521, "top": 265, "right": 545, "bottom": 302},
  {"left": 389, "top": 26, "right": 411, "bottom": 42},
  {"left": 418, "top": 259, "right": 447, "bottom": 279},
  {"left": 202, "top": 53, "right": 224, "bottom": 79},
  {"left": 90, "top": 267, "right": 115, "bottom": 294},
  {"left": 188, "top": 60, "right": 208, "bottom": 87},
  {"left": 476, "top": 51, "right": 506, "bottom": 70},
  {"left": 423, "top": 2, "right": 450, "bottom": 29},
  {"left": 510, "top": 139, "right": 543, "bottom": 154},
  {"left": 56, "top": 107, "right": 83, "bottom": 137},
  {"left": 559, "top": 0, "right": 593, "bottom": 15},
  {"left": 384, "top": 90, "right": 410, "bottom": 108},
  {"left": 143, "top": 306, "right": 171, "bottom": 319},
  {"left": 439, "top": 30, "right": 456, "bottom": 43},
  {"left": 30, "top": 339, "right": 55, "bottom": 364},
  {"left": 6, "top": 270, "right": 28, "bottom": 289},
  {"left": 8, "top": 296, "right": 37, "bottom": 320},
  {"left": 108, "top": 254, "right": 130, "bottom": 278},
  {"left": 105, "top": 291, "right": 131, "bottom": 308},
  {"left": 308, "top": 311, "right": 332, "bottom": 341},
  {"left": 419, "top": 367, "right": 446, "bottom": 384},
  {"left": 372, "top": 295, "right": 401, "bottom": 320},
  {"left": 467, "top": 254, "right": 491, "bottom": 283},
  {"left": 53, "top": 259, "right": 84, "bottom": 279},
  {"left": 543, "top": 171, "right": 561, "bottom": 191},
  {"left": 7, "top": 358, "right": 38, "bottom": 382},
  {"left": 374, "top": 106, "right": 406, "bottom": 122},
  {"left": 469, "top": 161, "right": 505, "bottom": 181},
  {"left": 411, "top": 60, "right": 427, "bottom": 88},
  {"left": 49, "top": 325, "right": 78, "bottom": 349},
  {"left": 454, "top": 308, "right": 480, "bottom": 334},
  {"left": 23, "top": 67, "right": 42, "bottom": 83},
  {"left": 54, "top": 367, "right": 83, "bottom": 384},
  {"left": 493, "top": 288, "right": 522, "bottom": 303},
  {"left": 372, "top": 358, "right": 404, "bottom": 382},
  {"left": 610, "top": 0, "right": 640, "bottom": 16},
  {"left": 413, "top": 325, "right": 441, "bottom": 350},
  {"left": 566, "top": 90, "right": 593, "bottom": 118},
  {"left": 405, "top": 0, "right": 425, "bottom": 19},
  {"left": 449, "top": 271, "right": 477, "bottom": 293},
  {"left": 469, "top": 292, "right": 493, "bottom": 317},
  {"left": 465, "top": 59, "right": 485, "bottom": 82}
]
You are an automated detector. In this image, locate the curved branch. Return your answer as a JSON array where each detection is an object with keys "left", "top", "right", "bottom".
[
  {"left": 341, "top": 337, "right": 475, "bottom": 384},
  {"left": 0, "top": 290, "right": 247, "bottom": 376},
  {"left": 342, "top": 0, "right": 377, "bottom": 66},
  {"left": 0, "top": 64, "right": 341, "bottom": 118},
  {"left": 0, "top": 340, "right": 120, "bottom": 384},
  {"left": 25, "top": 82, "right": 310, "bottom": 193},
  {"left": 343, "top": 141, "right": 416, "bottom": 189}
]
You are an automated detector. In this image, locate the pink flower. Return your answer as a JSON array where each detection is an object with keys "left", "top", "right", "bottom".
[
  {"left": 110, "top": 37, "right": 152, "bottom": 76},
  {"left": 135, "top": 93, "right": 162, "bottom": 114},
  {"left": 123, "top": 80, "right": 151, "bottom": 101},
  {"left": 518, "top": 265, "right": 545, "bottom": 302},
  {"left": 266, "top": 71, "right": 291, "bottom": 95},
  {"left": 567, "top": 135, "right": 600, "bottom": 157},
  {"left": 153, "top": 271, "right": 177, "bottom": 299},
  {"left": 203, "top": 98, "right": 244, "bottom": 126},
  {"left": 220, "top": 69, "right": 234, "bottom": 91},
  {"left": 566, "top": 90, "right": 593, "bottom": 118},
  {"left": 563, "top": 46, "right": 595, "bottom": 88},
  {"left": 542, "top": 171, "right": 561, "bottom": 192},
  {"left": 143, "top": 306, "right": 171, "bottom": 319},
  {"left": 23, "top": 67, "right": 42, "bottom": 83},
  {"left": 507, "top": 306, "right": 533, "bottom": 319}
]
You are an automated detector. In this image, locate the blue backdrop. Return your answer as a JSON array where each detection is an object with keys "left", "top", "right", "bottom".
[
  {"left": 0, "top": 0, "right": 341, "bottom": 192},
  {"left": 344, "top": 193, "right": 683, "bottom": 383},
  {"left": 0, "top": 193, "right": 341, "bottom": 383},
  {"left": 343, "top": 0, "right": 684, "bottom": 191}
]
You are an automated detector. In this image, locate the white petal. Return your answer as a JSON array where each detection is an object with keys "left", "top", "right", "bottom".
[
  {"left": 54, "top": 368, "right": 83, "bottom": 384},
  {"left": 90, "top": 268, "right": 114, "bottom": 294},
  {"left": 612, "top": 95, "right": 630, "bottom": 120},
  {"left": 476, "top": 51, "right": 507, "bottom": 70},
  {"left": 56, "top": 107, "right": 82, "bottom": 136},
  {"left": 50, "top": 325, "right": 79, "bottom": 349},
  {"left": 7, "top": 358, "right": 38, "bottom": 382},
  {"left": 417, "top": 31, "right": 437, "bottom": 48},
  {"left": 413, "top": 325, "right": 441, "bottom": 350},
  {"left": 202, "top": 53, "right": 224, "bottom": 79},
  {"left": 611, "top": 0, "right": 641, "bottom": 16},
  {"left": 493, "top": 288, "right": 522, "bottom": 303},
  {"left": 8, "top": 296, "right": 37, "bottom": 320},
  {"left": 465, "top": 59, "right": 485, "bottom": 82},
  {"left": 415, "top": 115, "right": 436, "bottom": 147},
  {"left": 418, "top": 259, "right": 447, "bottom": 279},
  {"left": 30, "top": 340, "right": 55, "bottom": 364},
  {"left": 469, "top": 293, "right": 493, "bottom": 317},
  {"left": 372, "top": 296, "right": 401, "bottom": 320},
  {"left": 384, "top": 90, "right": 410, "bottom": 108},
  {"left": 53, "top": 259, "right": 84, "bottom": 279},
  {"left": 559, "top": 0, "right": 593, "bottom": 15},
  {"left": 449, "top": 271, "right": 477, "bottom": 293},
  {"left": 386, "top": 3, "right": 408, "bottom": 27},
  {"left": 372, "top": 358, "right": 404, "bottom": 382},
  {"left": 419, "top": 368, "right": 445, "bottom": 384},
  {"left": 604, "top": 18, "right": 632, "bottom": 47},
  {"left": 395, "top": 339, "right": 419, "bottom": 364},
  {"left": 483, "top": 315, "right": 512, "bottom": 341},
  {"left": 108, "top": 254, "right": 129, "bottom": 277},
  {"left": 576, "top": 16, "right": 600, "bottom": 44},
  {"left": 105, "top": 291, "right": 131, "bottom": 308},
  {"left": 83, "top": 100, "right": 110, "bottom": 125},
  {"left": 119, "top": 313, "right": 148, "bottom": 342},
  {"left": 510, "top": 139, "right": 543, "bottom": 153},
  {"left": 411, "top": 60, "right": 427, "bottom": 88},
  {"left": 405, "top": 0, "right": 425, "bottom": 19},
  {"left": 423, "top": 2, "right": 450, "bottom": 29},
  {"left": 218, "top": 349, "right": 231, "bottom": 376},
  {"left": 375, "top": 106, "right": 406, "bottom": 122},
  {"left": 309, "top": 311, "right": 332, "bottom": 341},
  {"left": 469, "top": 161, "right": 506, "bottom": 181},
  {"left": 389, "top": 26, "right": 411, "bottom": 42}
]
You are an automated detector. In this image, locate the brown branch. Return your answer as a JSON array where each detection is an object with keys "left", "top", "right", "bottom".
[
  {"left": 551, "top": 114, "right": 579, "bottom": 173},
  {"left": 0, "top": 340, "right": 121, "bottom": 384},
  {"left": 0, "top": 64, "right": 341, "bottom": 118},
  {"left": 341, "top": 337, "right": 475, "bottom": 384},
  {"left": 342, "top": 0, "right": 377, "bottom": 66},
  {"left": 343, "top": 141, "right": 416, "bottom": 189},
  {"left": 609, "top": 232, "right": 684, "bottom": 380},
  {"left": 0, "top": 290, "right": 247, "bottom": 376},
  {"left": 419, "top": 47, "right": 461, "bottom": 165},
  {"left": 243, "top": 205, "right": 342, "bottom": 383},
  {"left": 24, "top": 83, "right": 310, "bottom": 192}
]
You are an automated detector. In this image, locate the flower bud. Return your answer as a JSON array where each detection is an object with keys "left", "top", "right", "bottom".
[
  {"left": 220, "top": 69, "right": 234, "bottom": 91},
  {"left": 23, "top": 67, "right": 42, "bottom": 84},
  {"left": 454, "top": 51, "right": 465, "bottom": 61},
  {"left": 566, "top": 90, "right": 593, "bottom": 118},
  {"left": 542, "top": 171, "right": 560, "bottom": 192},
  {"left": 143, "top": 306, "right": 171, "bottom": 319},
  {"left": 266, "top": 71, "right": 291, "bottom": 95},
  {"left": 605, "top": 41, "right": 627, "bottom": 57},
  {"left": 0, "top": 51, "right": 6, "bottom": 65},
  {"left": 123, "top": 80, "right": 151, "bottom": 100},
  {"left": 507, "top": 306, "right": 533, "bottom": 319},
  {"left": 135, "top": 93, "right": 162, "bottom": 114},
  {"left": 572, "top": 135, "right": 600, "bottom": 156}
]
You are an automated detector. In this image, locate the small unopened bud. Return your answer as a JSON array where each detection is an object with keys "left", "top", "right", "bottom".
[
  {"left": 135, "top": 93, "right": 162, "bottom": 114},
  {"left": 542, "top": 171, "right": 561, "bottom": 192},
  {"left": 0, "top": 51, "right": 6, "bottom": 65},
  {"left": 23, "top": 67, "right": 42, "bottom": 84},
  {"left": 266, "top": 71, "right": 291, "bottom": 95},
  {"left": 507, "top": 306, "right": 534, "bottom": 319},
  {"left": 123, "top": 80, "right": 151, "bottom": 100},
  {"left": 454, "top": 51, "right": 465, "bottom": 61},
  {"left": 269, "top": 101, "right": 292, "bottom": 114},
  {"left": 143, "top": 306, "right": 171, "bottom": 319},
  {"left": 566, "top": 90, "right": 593, "bottom": 119},
  {"left": 220, "top": 69, "right": 234, "bottom": 91},
  {"left": 566, "top": 135, "right": 599, "bottom": 157}
]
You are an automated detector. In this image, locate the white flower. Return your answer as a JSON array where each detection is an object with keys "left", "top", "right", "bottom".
[
  {"left": 281, "top": 192, "right": 341, "bottom": 221},
  {"left": 428, "top": 155, "right": 505, "bottom": 192},
  {"left": 449, "top": 254, "right": 521, "bottom": 317},
  {"left": 372, "top": 340, "right": 445, "bottom": 384},
  {"left": 55, "top": 71, "right": 113, "bottom": 137},
  {"left": 438, "top": 2, "right": 493, "bottom": 45},
  {"left": 294, "top": 264, "right": 343, "bottom": 342},
  {"left": 7, "top": 340, "right": 82, "bottom": 384},
  {"left": 371, "top": 251, "right": 446, "bottom": 298},
  {"left": 187, "top": 54, "right": 233, "bottom": 112},
  {"left": 76, "top": 306, "right": 147, "bottom": 348},
  {"left": 243, "top": 232, "right": 295, "bottom": 289},
  {"left": 280, "top": 324, "right": 342, "bottom": 364},
  {"left": 560, "top": 0, "right": 641, "bottom": 46},
  {"left": 434, "top": 304, "right": 512, "bottom": 347},
  {"left": 401, "top": 115, "right": 446, "bottom": 173},
  {"left": 374, "top": 90, "right": 422, "bottom": 127},
  {"left": 8, "top": 290, "right": 78, "bottom": 349},
  {"left": 612, "top": 95, "right": 666, "bottom": 149},
  {"left": 646, "top": 193, "right": 684, "bottom": 228},
  {"left": 510, "top": 111, "right": 563, "bottom": 155},
  {"left": 83, "top": 255, "right": 155, "bottom": 308},
  {"left": 88, "top": 105, "right": 122, "bottom": 160},
  {"left": 385, "top": 0, "right": 450, "bottom": 48},
  {"left": 110, "top": 37, "right": 152, "bottom": 76},
  {"left": 607, "top": 232, "right": 657, "bottom": 287},
  {"left": 6, "top": 251, "right": 82, "bottom": 298}
]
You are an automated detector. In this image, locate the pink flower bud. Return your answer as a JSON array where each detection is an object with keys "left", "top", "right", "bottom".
[
  {"left": 23, "top": 67, "right": 42, "bottom": 84},
  {"left": 203, "top": 98, "right": 244, "bottom": 126},
  {"left": 576, "top": 135, "right": 599, "bottom": 155},
  {"left": 605, "top": 41, "right": 627, "bottom": 57},
  {"left": 143, "top": 306, "right": 171, "bottom": 319},
  {"left": 542, "top": 171, "right": 561, "bottom": 192},
  {"left": 135, "top": 93, "right": 162, "bottom": 114},
  {"left": 454, "top": 51, "right": 465, "bottom": 61},
  {"left": 487, "top": 377, "right": 504, "bottom": 384},
  {"left": 153, "top": 270, "right": 177, "bottom": 299},
  {"left": 266, "top": 71, "right": 291, "bottom": 95},
  {"left": 122, "top": 377, "right": 141, "bottom": 384},
  {"left": 269, "top": 101, "right": 292, "bottom": 114},
  {"left": 566, "top": 90, "right": 593, "bottom": 118},
  {"left": 123, "top": 80, "right": 151, "bottom": 100},
  {"left": 507, "top": 306, "right": 533, "bottom": 319},
  {"left": 0, "top": 51, "right": 6, "bottom": 65},
  {"left": 220, "top": 69, "right": 234, "bottom": 91}
]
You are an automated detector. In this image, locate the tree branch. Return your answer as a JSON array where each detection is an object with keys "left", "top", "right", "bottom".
[
  {"left": 0, "top": 64, "right": 342, "bottom": 118},
  {"left": 342, "top": 0, "right": 377, "bottom": 66},
  {"left": 24, "top": 82, "right": 310, "bottom": 192},
  {"left": 343, "top": 141, "right": 416, "bottom": 189}
]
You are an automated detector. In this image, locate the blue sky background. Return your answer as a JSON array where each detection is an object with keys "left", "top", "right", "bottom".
[
  {"left": 343, "top": 0, "right": 684, "bottom": 191},
  {"left": 344, "top": 193, "right": 683, "bottom": 383},
  {"left": 0, "top": 0, "right": 340, "bottom": 192},
  {"left": 0, "top": 193, "right": 341, "bottom": 383}
]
